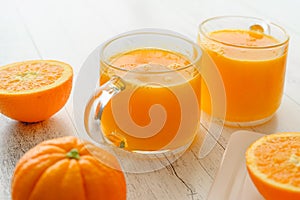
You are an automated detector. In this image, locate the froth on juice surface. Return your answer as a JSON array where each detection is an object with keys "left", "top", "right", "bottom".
[
  {"left": 100, "top": 48, "right": 201, "bottom": 151},
  {"left": 200, "top": 29, "right": 287, "bottom": 123}
]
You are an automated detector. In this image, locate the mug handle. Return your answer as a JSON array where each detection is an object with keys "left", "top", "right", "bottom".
[{"left": 84, "top": 75, "right": 126, "bottom": 144}]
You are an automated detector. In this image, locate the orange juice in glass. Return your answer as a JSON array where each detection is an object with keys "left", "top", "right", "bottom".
[
  {"left": 198, "top": 16, "right": 289, "bottom": 126},
  {"left": 85, "top": 29, "right": 202, "bottom": 153}
]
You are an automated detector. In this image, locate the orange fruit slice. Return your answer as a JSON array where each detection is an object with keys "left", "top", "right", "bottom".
[
  {"left": 246, "top": 132, "right": 300, "bottom": 200},
  {"left": 0, "top": 60, "right": 73, "bottom": 122}
]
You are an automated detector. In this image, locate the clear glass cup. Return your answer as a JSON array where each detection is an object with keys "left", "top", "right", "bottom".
[
  {"left": 74, "top": 29, "right": 226, "bottom": 172},
  {"left": 85, "top": 29, "right": 203, "bottom": 154},
  {"left": 198, "top": 16, "right": 289, "bottom": 127}
]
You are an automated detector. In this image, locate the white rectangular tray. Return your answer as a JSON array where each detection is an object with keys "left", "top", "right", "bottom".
[{"left": 207, "top": 130, "right": 265, "bottom": 200}]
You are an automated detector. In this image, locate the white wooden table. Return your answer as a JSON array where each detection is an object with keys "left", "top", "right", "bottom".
[{"left": 1, "top": 0, "right": 300, "bottom": 199}]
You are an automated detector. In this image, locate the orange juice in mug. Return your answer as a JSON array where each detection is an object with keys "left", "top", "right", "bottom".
[
  {"left": 85, "top": 30, "right": 203, "bottom": 153},
  {"left": 100, "top": 48, "right": 202, "bottom": 152},
  {"left": 198, "top": 16, "right": 289, "bottom": 126}
]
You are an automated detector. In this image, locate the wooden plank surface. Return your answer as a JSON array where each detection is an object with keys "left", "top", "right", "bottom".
[{"left": 1, "top": 0, "right": 300, "bottom": 199}]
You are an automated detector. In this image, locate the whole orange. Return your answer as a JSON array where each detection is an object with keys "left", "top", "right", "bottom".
[
  {"left": 246, "top": 132, "right": 300, "bottom": 200},
  {"left": 11, "top": 136, "right": 126, "bottom": 200},
  {"left": 0, "top": 60, "right": 73, "bottom": 122}
]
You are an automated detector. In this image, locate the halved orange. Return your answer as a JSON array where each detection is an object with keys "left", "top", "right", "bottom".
[
  {"left": 0, "top": 60, "right": 73, "bottom": 122},
  {"left": 246, "top": 132, "right": 300, "bottom": 200}
]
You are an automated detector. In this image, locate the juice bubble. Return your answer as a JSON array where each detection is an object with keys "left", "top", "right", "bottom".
[
  {"left": 167, "top": 63, "right": 184, "bottom": 70},
  {"left": 250, "top": 24, "right": 264, "bottom": 33}
]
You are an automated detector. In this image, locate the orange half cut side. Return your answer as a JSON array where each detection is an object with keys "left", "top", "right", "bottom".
[
  {"left": 246, "top": 132, "right": 300, "bottom": 200},
  {"left": 0, "top": 60, "right": 73, "bottom": 122}
]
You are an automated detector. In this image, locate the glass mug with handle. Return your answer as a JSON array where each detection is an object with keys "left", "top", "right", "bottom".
[{"left": 84, "top": 29, "right": 225, "bottom": 155}]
